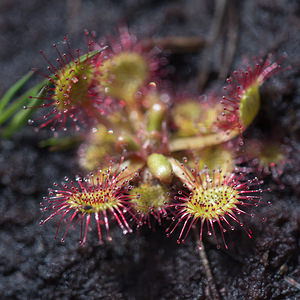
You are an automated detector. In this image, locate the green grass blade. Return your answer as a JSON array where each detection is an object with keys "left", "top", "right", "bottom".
[
  {"left": 0, "top": 70, "right": 34, "bottom": 113},
  {"left": 1, "top": 86, "right": 47, "bottom": 138},
  {"left": 0, "top": 80, "right": 46, "bottom": 125}
]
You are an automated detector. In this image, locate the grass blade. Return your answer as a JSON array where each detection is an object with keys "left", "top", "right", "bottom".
[
  {"left": 0, "top": 80, "right": 46, "bottom": 125},
  {"left": 1, "top": 86, "right": 47, "bottom": 138},
  {"left": 0, "top": 70, "right": 34, "bottom": 113}
]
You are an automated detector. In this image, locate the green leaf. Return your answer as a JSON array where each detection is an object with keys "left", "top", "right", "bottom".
[
  {"left": 239, "top": 83, "right": 260, "bottom": 129},
  {"left": 1, "top": 86, "right": 47, "bottom": 138},
  {"left": 0, "top": 70, "right": 34, "bottom": 113},
  {"left": 0, "top": 80, "right": 46, "bottom": 125}
]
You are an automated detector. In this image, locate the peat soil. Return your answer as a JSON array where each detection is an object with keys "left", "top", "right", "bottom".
[{"left": 0, "top": 0, "right": 300, "bottom": 299}]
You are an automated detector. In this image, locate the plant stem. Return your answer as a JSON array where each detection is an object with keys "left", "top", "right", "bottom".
[
  {"left": 194, "top": 227, "right": 221, "bottom": 300},
  {"left": 169, "top": 130, "right": 238, "bottom": 152}
]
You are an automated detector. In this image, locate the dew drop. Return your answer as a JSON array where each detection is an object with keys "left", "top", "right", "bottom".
[
  {"left": 71, "top": 77, "right": 79, "bottom": 83},
  {"left": 149, "top": 82, "right": 156, "bottom": 88}
]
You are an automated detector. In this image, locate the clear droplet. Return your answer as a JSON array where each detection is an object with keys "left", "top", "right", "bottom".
[{"left": 71, "top": 77, "right": 79, "bottom": 83}]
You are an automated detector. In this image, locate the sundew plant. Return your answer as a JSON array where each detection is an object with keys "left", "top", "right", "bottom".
[{"left": 0, "top": 26, "right": 290, "bottom": 299}]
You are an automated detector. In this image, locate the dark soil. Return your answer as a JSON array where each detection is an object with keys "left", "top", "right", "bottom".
[{"left": 0, "top": 0, "right": 300, "bottom": 299}]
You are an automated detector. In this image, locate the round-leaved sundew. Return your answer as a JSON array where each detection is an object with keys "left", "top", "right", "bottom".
[
  {"left": 218, "top": 54, "right": 286, "bottom": 134},
  {"left": 30, "top": 35, "right": 105, "bottom": 132},
  {"left": 129, "top": 182, "right": 170, "bottom": 228},
  {"left": 95, "top": 26, "right": 161, "bottom": 106},
  {"left": 242, "top": 138, "right": 289, "bottom": 189},
  {"left": 40, "top": 160, "right": 136, "bottom": 245},
  {"left": 167, "top": 164, "right": 267, "bottom": 249}
]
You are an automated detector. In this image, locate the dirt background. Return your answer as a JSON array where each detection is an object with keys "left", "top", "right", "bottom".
[{"left": 0, "top": 0, "right": 300, "bottom": 299}]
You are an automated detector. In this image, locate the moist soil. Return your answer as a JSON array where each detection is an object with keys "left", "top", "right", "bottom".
[{"left": 0, "top": 0, "right": 300, "bottom": 299}]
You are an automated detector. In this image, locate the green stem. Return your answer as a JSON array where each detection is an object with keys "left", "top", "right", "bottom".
[
  {"left": 169, "top": 130, "right": 238, "bottom": 152},
  {"left": 147, "top": 102, "right": 165, "bottom": 132}
]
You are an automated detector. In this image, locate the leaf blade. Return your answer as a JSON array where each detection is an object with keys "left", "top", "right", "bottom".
[{"left": 0, "top": 70, "right": 34, "bottom": 113}]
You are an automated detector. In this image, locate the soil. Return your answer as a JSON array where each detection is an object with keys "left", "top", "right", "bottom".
[{"left": 0, "top": 0, "right": 300, "bottom": 299}]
